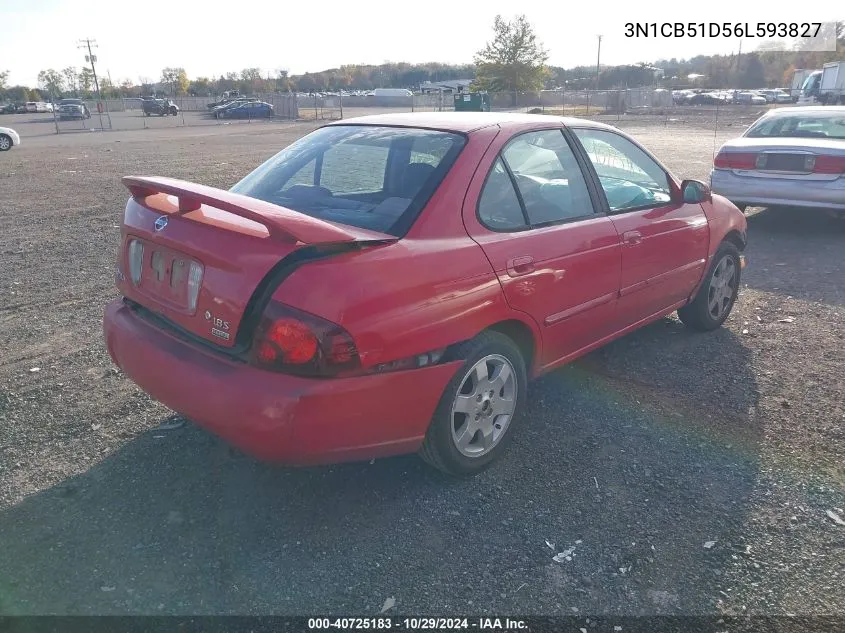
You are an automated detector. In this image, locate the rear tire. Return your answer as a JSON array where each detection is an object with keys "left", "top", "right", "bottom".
[
  {"left": 678, "top": 242, "right": 741, "bottom": 331},
  {"left": 419, "top": 331, "right": 527, "bottom": 476},
  {"left": 0, "top": 134, "right": 11, "bottom": 151}
]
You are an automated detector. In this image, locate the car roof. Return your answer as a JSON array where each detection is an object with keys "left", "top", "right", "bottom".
[
  {"left": 325, "top": 111, "right": 616, "bottom": 134},
  {"left": 763, "top": 106, "right": 845, "bottom": 117}
]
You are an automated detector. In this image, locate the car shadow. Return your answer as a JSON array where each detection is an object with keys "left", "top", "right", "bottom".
[
  {"left": 0, "top": 319, "right": 761, "bottom": 616},
  {"left": 742, "top": 207, "right": 845, "bottom": 307}
]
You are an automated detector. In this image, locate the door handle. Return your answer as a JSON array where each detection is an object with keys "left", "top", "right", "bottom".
[
  {"left": 506, "top": 255, "right": 535, "bottom": 277},
  {"left": 623, "top": 230, "right": 643, "bottom": 245}
]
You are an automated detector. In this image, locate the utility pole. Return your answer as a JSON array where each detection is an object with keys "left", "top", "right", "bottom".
[
  {"left": 78, "top": 38, "right": 105, "bottom": 130},
  {"left": 596, "top": 35, "right": 603, "bottom": 90}
]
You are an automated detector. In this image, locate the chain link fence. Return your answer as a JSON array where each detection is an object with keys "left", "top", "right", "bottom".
[
  {"left": 295, "top": 88, "right": 790, "bottom": 130},
  {"left": 49, "top": 93, "right": 298, "bottom": 133},
  {"left": 36, "top": 87, "right": 823, "bottom": 136}
]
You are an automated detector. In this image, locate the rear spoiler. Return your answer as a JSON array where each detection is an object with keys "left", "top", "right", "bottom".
[{"left": 122, "top": 176, "right": 395, "bottom": 245}]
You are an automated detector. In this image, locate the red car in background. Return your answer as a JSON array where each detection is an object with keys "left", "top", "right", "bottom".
[{"left": 103, "top": 113, "right": 747, "bottom": 475}]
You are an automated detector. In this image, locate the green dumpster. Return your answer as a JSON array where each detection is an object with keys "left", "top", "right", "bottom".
[{"left": 453, "top": 92, "right": 490, "bottom": 112}]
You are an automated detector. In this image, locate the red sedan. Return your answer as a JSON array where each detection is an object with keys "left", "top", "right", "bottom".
[{"left": 104, "top": 113, "right": 747, "bottom": 475}]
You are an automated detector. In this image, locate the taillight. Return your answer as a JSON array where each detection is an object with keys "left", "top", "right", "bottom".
[
  {"left": 251, "top": 301, "right": 360, "bottom": 377},
  {"left": 127, "top": 239, "right": 144, "bottom": 285},
  {"left": 714, "top": 152, "right": 757, "bottom": 170},
  {"left": 187, "top": 261, "right": 203, "bottom": 312},
  {"left": 813, "top": 155, "right": 845, "bottom": 174}
]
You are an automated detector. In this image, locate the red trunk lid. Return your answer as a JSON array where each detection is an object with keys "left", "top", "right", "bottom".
[{"left": 116, "top": 176, "right": 395, "bottom": 349}]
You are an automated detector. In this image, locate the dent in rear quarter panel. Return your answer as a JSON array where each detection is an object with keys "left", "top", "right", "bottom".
[{"left": 274, "top": 237, "right": 528, "bottom": 369}]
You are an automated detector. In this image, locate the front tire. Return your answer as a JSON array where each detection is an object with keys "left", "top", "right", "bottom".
[
  {"left": 419, "top": 331, "right": 527, "bottom": 476},
  {"left": 0, "top": 134, "right": 12, "bottom": 151},
  {"left": 678, "top": 242, "right": 741, "bottom": 331}
]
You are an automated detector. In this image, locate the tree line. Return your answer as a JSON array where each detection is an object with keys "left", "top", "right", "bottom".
[{"left": 1, "top": 19, "right": 842, "bottom": 103}]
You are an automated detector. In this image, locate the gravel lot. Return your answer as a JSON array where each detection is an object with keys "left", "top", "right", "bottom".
[{"left": 1, "top": 114, "right": 843, "bottom": 618}]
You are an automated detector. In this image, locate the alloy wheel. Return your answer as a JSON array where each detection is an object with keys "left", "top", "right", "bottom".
[
  {"left": 450, "top": 354, "right": 517, "bottom": 458},
  {"left": 707, "top": 255, "right": 737, "bottom": 320}
]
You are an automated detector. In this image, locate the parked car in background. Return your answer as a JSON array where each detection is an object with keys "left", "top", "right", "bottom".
[
  {"left": 0, "top": 103, "right": 17, "bottom": 114},
  {"left": 206, "top": 91, "right": 244, "bottom": 109},
  {"left": 735, "top": 92, "right": 768, "bottom": 106},
  {"left": 711, "top": 106, "right": 845, "bottom": 218},
  {"left": 25, "top": 101, "right": 54, "bottom": 113},
  {"left": 757, "top": 90, "right": 779, "bottom": 104},
  {"left": 0, "top": 126, "right": 21, "bottom": 151},
  {"left": 209, "top": 97, "right": 259, "bottom": 115},
  {"left": 104, "top": 112, "right": 747, "bottom": 475},
  {"left": 216, "top": 101, "right": 274, "bottom": 119},
  {"left": 688, "top": 92, "right": 728, "bottom": 105},
  {"left": 16, "top": 104, "right": 27, "bottom": 113},
  {"left": 57, "top": 98, "right": 91, "bottom": 120},
  {"left": 773, "top": 89, "right": 793, "bottom": 104},
  {"left": 142, "top": 98, "right": 179, "bottom": 116}
]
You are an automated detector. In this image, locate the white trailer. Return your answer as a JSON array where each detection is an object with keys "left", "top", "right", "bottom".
[
  {"left": 819, "top": 61, "right": 845, "bottom": 105},
  {"left": 790, "top": 69, "right": 813, "bottom": 100}
]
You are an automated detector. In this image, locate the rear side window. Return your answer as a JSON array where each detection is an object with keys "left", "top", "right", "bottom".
[
  {"left": 478, "top": 159, "right": 526, "bottom": 230},
  {"left": 502, "top": 130, "right": 594, "bottom": 225},
  {"left": 231, "top": 126, "right": 466, "bottom": 236},
  {"left": 477, "top": 129, "right": 595, "bottom": 231}
]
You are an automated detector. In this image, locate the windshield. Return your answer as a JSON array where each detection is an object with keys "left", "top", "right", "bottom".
[
  {"left": 231, "top": 125, "right": 466, "bottom": 236},
  {"left": 801, "top": 73, "right": 821, "bottom": 95},
  {"left": 745, "top": 113, "right": 845, "bottom": 139}
]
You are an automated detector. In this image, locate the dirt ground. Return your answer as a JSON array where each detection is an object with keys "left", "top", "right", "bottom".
[{"left": 0, "top": 114, "right": 843, "bottom": 618}]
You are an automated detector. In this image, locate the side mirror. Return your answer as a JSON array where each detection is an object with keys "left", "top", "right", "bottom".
[{"left": 681, "top": 179, "right": 711, "bottom": 204}]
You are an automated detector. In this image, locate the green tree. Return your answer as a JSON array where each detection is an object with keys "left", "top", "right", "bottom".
[
  {"left": 119, "top": 78, "right": 137, "bottom": 97},
  {"left": 473, "top": 15, "right": 548, "bottom": 92},
  {"left": 189, "top": 77, "right": 213, "bottom": 95},
  {"left": 275, "top": 70, "right": 292, "bottom": 92},
  {"left": 5, "top": 85, "right": 28, "bottom": 102},
  {"left": 239, "top": 67, "right": 262, "bottom": 93},
  {"left": 78, "top": 67, "right": 94, "bottom": 96},
  {"left": 0, "top": 70, "right": 9, "bottom": 91},
  {"left": 161, "top": 67, "right": 189, "bottom": 95},
  {"left": 37, "top": 69, "right": 65, "bottom": 97},
  {"left": 62, "top": 67, "right": 78, "bottom": 95},
  {"left": 738, "top": 53, "right": 765, "bottom": 89}
]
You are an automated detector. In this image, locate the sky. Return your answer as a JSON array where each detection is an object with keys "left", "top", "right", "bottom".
[{"left": 1, "top": 0, "right": 840, "bottom": 87}]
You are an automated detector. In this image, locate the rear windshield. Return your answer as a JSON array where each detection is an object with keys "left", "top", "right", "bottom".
[
  {"left": 745, "top": 113, "right": 845, "bottom": 139},
  {"left": 230, "top": 125, "right": 466, "bottom": 236}
]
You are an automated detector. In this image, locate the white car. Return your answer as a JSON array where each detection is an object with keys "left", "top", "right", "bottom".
[
  {"left": 24, "top": 101, "right": 54, "bottom": 113},
  {"left": 0, "top": 126, "right": 21, "bottom": 151},
  {"left": 711, "top": 106, "right": 845, "bottom": 218}
]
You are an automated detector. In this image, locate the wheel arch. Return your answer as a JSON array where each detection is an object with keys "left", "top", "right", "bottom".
[
  {"left": 723, "top": 229, "right": 747, "bottom": 252},
  {"left": 444, "top": 316, "right": 541, "bottom": 378}
]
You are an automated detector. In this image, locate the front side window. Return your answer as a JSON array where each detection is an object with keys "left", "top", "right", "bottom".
[
  {"left": 573, "top": 128, "right": 672, "bottom": 212},
  {"left": 231, "top": 125, "right": 465, "bottom": 235}
]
